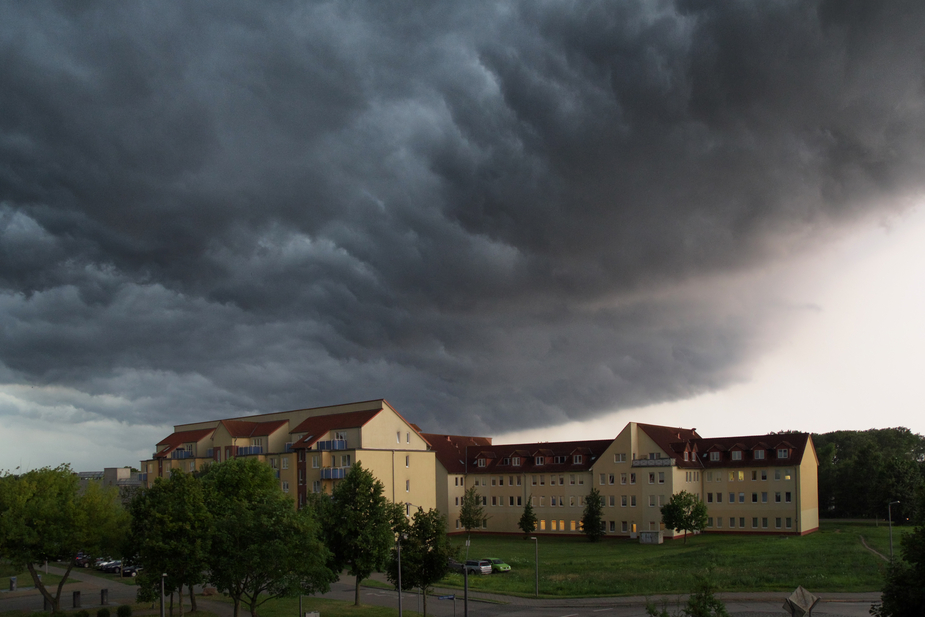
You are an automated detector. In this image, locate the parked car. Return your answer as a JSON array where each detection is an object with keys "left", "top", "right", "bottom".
[
  {"left": 483, "top": 558, "right": 511, "bottom": 573},
  {"left": 121, "top": 562, "right": 142, "bottom": 577},
  {"left": 102, "top": 560, "right": 123, "bottom": 574},
  {"left": 464, "top": 559, "right": 492, "bottom": 575}
]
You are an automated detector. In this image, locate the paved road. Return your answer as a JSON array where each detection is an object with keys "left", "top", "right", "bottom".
[{"left": 0, "top": 567, "right": 880, "bottom": 617}]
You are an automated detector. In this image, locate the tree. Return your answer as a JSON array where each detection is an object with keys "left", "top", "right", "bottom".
[
  {"left": 386, "top": 507, "right": 456, "bottom": 616},
  {"left": 0, "top": 466, "right": 128, "bottom": 612},
  {"left": 660, "top": 491, "right": 707, "bottom": 543},
  {"left": 459, "top": 486, "right": 486, "bottom": 558},
  {"left": 580, "top": 488, "right": 605, "bottom": 542},
  {"left": 316, "top": 462, "right": 395, "bottom": 606},
  {"left": 128, "top": 470, "right": 211, "bottom": 616},
  {"left": 647, "top": 570, "right": 730, "bottom": 617},
  {"left": 201, "top": 458, "right": 334, "bottom": 617},
  {"left": 871, "top": 487, "right": 925, "bottom": 617},
  {"left": 518, "top": 498, "right": 537, "bottom": 535}
]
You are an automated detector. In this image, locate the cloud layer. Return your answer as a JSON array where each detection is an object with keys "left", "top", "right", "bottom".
[{"left": 2, "top": 0, "right": 925, "bottom": 436}]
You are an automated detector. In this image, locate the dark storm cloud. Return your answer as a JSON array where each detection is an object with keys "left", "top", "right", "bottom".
[{"left": 1, "top": 0, "right": 924, "bottom": 434}]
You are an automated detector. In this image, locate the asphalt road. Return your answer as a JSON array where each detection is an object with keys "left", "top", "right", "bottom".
[{"left": 0, "top": 566, "right": 880, "bottom": 617}]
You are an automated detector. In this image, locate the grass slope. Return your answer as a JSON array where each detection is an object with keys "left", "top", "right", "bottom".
[{"left": 442, "top": 522, "right": 906, "bottom": 596}]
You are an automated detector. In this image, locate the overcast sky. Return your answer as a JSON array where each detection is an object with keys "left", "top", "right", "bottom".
[{"left": 2, "top": 1, "right": 925, "bottom": 471}]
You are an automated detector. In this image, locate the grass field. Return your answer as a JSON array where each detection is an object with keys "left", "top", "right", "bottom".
[{"left": 438, "top": 521, "right": 910, "bottom": 596}]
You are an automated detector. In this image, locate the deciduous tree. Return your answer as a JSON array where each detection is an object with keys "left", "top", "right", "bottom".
[
  {"left": 459, "top": 486, "right": 486, "bottom": 558},
  {"left": 316, "top": 462, "right": 395, "bottom": 606},
  {"left": 386, "top": 507, "right": 455, "bottom": 616},
  {"left": 660, "top": 491, "right": 707, "bottom": 543},
  {"left": 201, "top": 458, "right": 334, "bottom": 617},
  {"left": 0, "top": 466, "right": 128, "bottom": 612}
]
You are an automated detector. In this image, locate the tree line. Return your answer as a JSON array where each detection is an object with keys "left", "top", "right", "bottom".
[
  {"left": 814, "top": 427, "right": 925, "bottom": 523},
  {"left": 0, "top": 459, "right": 454, "bottom": 617}
]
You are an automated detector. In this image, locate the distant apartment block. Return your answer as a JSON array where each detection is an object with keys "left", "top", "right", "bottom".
[{"left": 140, "top": 401, "right": 818, "bottom": 538}]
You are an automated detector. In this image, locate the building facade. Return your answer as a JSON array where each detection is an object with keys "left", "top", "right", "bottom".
[{"left": 141, "top": 402, "right": 819, "bottom": 538}]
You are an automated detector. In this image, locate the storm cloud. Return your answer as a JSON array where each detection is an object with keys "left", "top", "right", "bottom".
[{"left": 2, "top": 0, "right": 924, "bottom": 436}]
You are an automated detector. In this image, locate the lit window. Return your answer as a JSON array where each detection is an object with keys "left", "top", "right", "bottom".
[{"left": 784, "top": 469, "right": 792, "bottom": 481}]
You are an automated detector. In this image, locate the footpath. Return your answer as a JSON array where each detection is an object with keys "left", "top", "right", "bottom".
[{"left": 0, "top": 566, "right": 880, "bottom": 617}]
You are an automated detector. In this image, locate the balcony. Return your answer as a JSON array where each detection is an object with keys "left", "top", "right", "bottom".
[
  {"left": 171, "top": 450, "right": 195, "bottom": 460},
  {"left": 631, "top": 458, "right": 676, "bottom": 467},
  {"left": 320, "top": 467, "right": 349, "bottom": 480},
  {"left": 317, "top": 439, "right": 347, "bottom": 451},
  {"left": 137, "top": 473, "right": 148, "bottom": 482},
  {"left": 236, "top": 445, "right": 264, "bottom": 456}
]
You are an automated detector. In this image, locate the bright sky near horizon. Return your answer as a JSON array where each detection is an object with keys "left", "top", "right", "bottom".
[{"left": 2, "top": 2, "right": 925, "bottom": 472}]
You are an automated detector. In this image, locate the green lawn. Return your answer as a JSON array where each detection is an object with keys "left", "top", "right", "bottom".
[
  {"left": 440, "top": 522, "right": 903, "bottom": 596},
  {"left": 0, "top": 563, "right": 65, "bottom": 590}
]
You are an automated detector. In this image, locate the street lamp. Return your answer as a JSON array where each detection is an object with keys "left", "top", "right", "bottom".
[
  {"left": 888, "top": 501, "right": 900, "bottom": 562},
  {"left": 160, "top": 573, "right": 167, "bottom": 617},
  {"left": 530, "top": 537, "right": 538, "bottom": 597},
  {"left": 397, "top": 532, "right": 408, "bottom": 617}
]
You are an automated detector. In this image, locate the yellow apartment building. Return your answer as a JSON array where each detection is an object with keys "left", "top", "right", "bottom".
[{"left": 141, "top": 402, "right": 818, "bottom": 538}]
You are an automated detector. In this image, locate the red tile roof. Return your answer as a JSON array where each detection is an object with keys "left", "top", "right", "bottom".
[
  {"left": 219, "top": 419, "right": 289, "bottom": 438},
  {"left": 467, "top": 439, "right": 613, "bottom": 474},
  {"left": 682, "top": 433, "right": 812, "bottom": 469},
  {"left": 289, "top": 409, "right": 382, "bottom": 449},
  {"left": 421, "top": 434, "right": 493, "bottom": 474},
  {"left": 154, "top": 428, "right": 215, "bottom": 458}
]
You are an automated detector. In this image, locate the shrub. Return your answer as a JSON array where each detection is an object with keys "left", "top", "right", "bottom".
[
  {"left": 97, "top": 608, "right": 111, "bottom": 617},
  {"left": 76, "top": 610, "right": 90, "bottom": 617},
  {"left": 117, "top": 605, "right": 132, "bottom": 617}
]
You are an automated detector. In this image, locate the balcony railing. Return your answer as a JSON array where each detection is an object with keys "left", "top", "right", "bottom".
[
  {"left": 171, "top": 450, "right": 195, "bottom": 459},
  {"left": 236, "top": 445, "right": 264, "bottom": 456},
  {"left": 631, "top": 458, "right": 676, "bottom": 467},
  {"left": 316, "top": 439, "right": 347, "bottom": 451},
  {"left": 320, "top": 467, "right": 349, "bottom": 480}
]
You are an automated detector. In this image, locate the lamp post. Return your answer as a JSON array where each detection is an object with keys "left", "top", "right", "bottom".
[
  {"left": 888, "top": 501, "right": 900, "bottom": 562},
  {"left": 160, "top": 573, "right": 167, "bottom": 617},
  {"left": 397, "top": 532, "right": 408, "bottom": 617},
  {"left": 530, "top": 537, "right": 538, "bottom": 598}
]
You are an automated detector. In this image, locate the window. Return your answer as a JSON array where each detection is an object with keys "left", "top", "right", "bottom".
[
  {"left": 784, "top": 469, "right": 792, "bottom": 481},
  {"left": 752, "top": 493, "right": 758, "bottom": 503},
  {"left": 298, "top": 469, "right": 304, "bottom": 484},
  {"left": 716, "top": 492, "right": 722, "bottom": 503},
  {"left": 649, "top": 495, "right": 656, "bottom": 507},
  {"left": 728, "top": 471, "right": 735, "bottom": 482},
  {"left": 775, "top": 517, "right": 782, "bottom": 529},
  {"left": 550, "top": 476, "right": 557, "bottom": 486},
  {"left": 312, "top": 480, "right": 321, "bottom": 493},
  {"left": 622, "top": 521, "right": 628, "bottom": 532},
  {"left": 730, "top": 517, "right": 736, "bottom": 528},
  {"left": 739, "top": 517, "right": 745, "bottom": 528},
  {"left": 554, "top": 455, "right": 567, "bottom": 464},
  {"left": 683, "top": 451, "right": 689, "bottom": 461},
  {"left": 761, "top": 470, "right": 767, "bottom": 480},
  {"left": 648, "top": 473, "right": 655, "bottom": 484},
  {"left": 456, "top": 519, "right": 460, "bottom": 529},
  {"left": 312, "top": 455, "right": 319, "bottom": 468},
  {"left": 406, "top": 432, "right": 410, "bottom": 443},
  {"left": 578, "top": 475, "right": 584, "bottom": 485},
  {"left": 532, "top": 475, "right": 537, "bottom": 486},
  {"left": 706, "top": 471, "right": 713, "bottom": 482},
  {"left": 335, "top": 431, "right": 347, "bottom": 441},
  {"left": 481, "top": 496, "right": 487, "bottom": 505},
  {"left": 282, "top": 458, "right": 288, "bottom": 469},
  {"left": 513, "top": 457, "right": 521, "bottom": 466},
  {"left": 540, "top": 520, "right": 546, "bottom": 530},
  {"left": 716, "top": 517, "right": 722, "bottom": 528},
  {"left": 737, "top": 471, "right": 745, "bottom": 481},
  {"left": 610, "top": 521, "right": 616, "bottom": 532},
  {"left": 571, "top": 496, "right": 577, "bottom": 507},
  {"left": 498, "top": 476, "right": 503, "bottom": 486},
  {"left": 630, "top": 473, "right": 636, "bottom": 484},
  {"left": 631, "top": 496, "right": 637, "bottom": 507},
  {"left": 621, "top": 473, "right": 627, "bottom": 484},
  {"left": 570, "top": 520, "right": 577, "bottom": 531},
  {"left": 551, "top": 497, "right": 557, "bottom": 507},
  {"left": 615, "top": 453, "right": 626, "bottom": 463},
  {"left": 752, "top": 517, "right": 758, "bottom": 528},
  {"left": 282, "top": 481, "right": 289, "bottom": 493},
  {"left": 609, "top": 495, "right": 615, "bottom": 506},
  {"left": 751, "top": 470, "right": 757, "bottom": 480},
  {"left": 600, "top": 473, "right": 606, "bottom": 485},
  {"left": 609, "top": 474, "right": 615, "bottom": 484},
  {"left": 502, "top": 457, "right": 510, "bottom": 466},
  {"left": 707, "top": 493, "right": 713, "bottom": 503},
  {"left": 536, "top": 456, "right": 545, "bottom": 465},
  {"left": 406, "top": 480, "right": 410, "bottom": 492},
  {"left": 297, "top": 450, "right": 304, "bottom": 463},
  {"left": 621, "top": 495, "right": 627, "bottom": 507},
  {"left": 729, "top": 492, "right": 735, "bottom": 503},
  {"left": 785, "top": 491, "right": 792, "bottom": 503},
  {"left": 455, "top": 497, "right": 459, "bottom": 506},
  {"left": 775, "top": 469, "right": 781, "bottom": 480},
  {"left": 492, "top": 496, "right": 498, "bottom": 506},
  {"left": 786, "top": 517, "right": 792, "bottom": 529},
  {"left": 731, "top": 450, "right": 742, "bottom": 461},
  {"left": 777, "top": 448, "right": 789, "bottom": 459},
  {"left": 710, "top": 451, "right": 720, "bottom": 461},
  {"left": 540, "top": 496, "right": 545, "bottom": 506},
  {"left": 551, "top": 520, "right": 557, "bottom": 531},
  {"left": 517, "top": 496, "right": 522, "bottom": 506},
  {"left": 559, "top": 475, "right": 565, "bottom": 485},
  {"left": 762, "top": 492, "right": 768, "bottom": 503},
  {"left": 478, "top": 458, "right": 486, "bottom": 468},
  {"left": 754, "top": 449, "right": 765, "bottom": 460},
  {"left": 510, "top": 496, "right": 515, "bottom": 506},
  {"left": 397, "top": 432, "right": 401, "bottom": 443},
  {"left": 405, "top": 455, "right": 409, "bottom": 468},
  {"left": 574, "top": 455, "right": 583, "bottom": 464},
  {"left": 540, "top": 475, "right": 545, "bottom": 485},
  {"left": 739, "top": 492, "right": 745, "bottom": 503},
  {"left": 707, "top": 517, "right": 714, "bottom": 528},
  {"left": 560, "top": 519, "right": 565, "bottom": 530},
  {"left": 658, "top": 472, "right": 665, "bottom": 484},
  {"left": 762, "top": 517, "right": 768, "bottom": 528},
  {"left": 341, "top": 454, "right": 351, "bottom": 467},
  {"left": 570, "top": 474, "right": 576, "bottom": 485},
  {"left": 516, "top": 476, "right": 521, "bottom": 486},
  {"left": 775, "top": 492, "right": 781, "bottom": 503}
]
